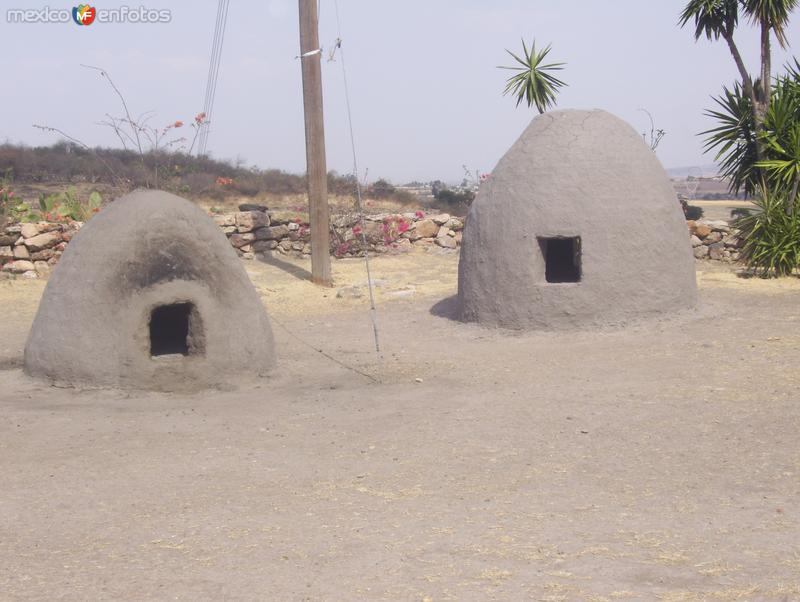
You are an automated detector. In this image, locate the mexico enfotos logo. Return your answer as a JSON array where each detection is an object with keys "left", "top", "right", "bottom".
[{"left": 6, "top": 5, "right": 172, "bottom": 24}]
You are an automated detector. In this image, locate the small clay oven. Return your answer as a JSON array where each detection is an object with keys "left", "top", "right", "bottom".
[
  {"left": 457, "top": 109, "right": 697, "bottom": 330},
  {"left": 24, "top": 189, "right": 275, "bottom": 389}
]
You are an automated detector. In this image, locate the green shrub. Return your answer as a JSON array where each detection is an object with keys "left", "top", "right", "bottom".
[
  {"left": 734, "top": 191, "right": 800, "bottom": 277},
  {"left": 0, "top": 175, "right": 39, "bottom": 224}
]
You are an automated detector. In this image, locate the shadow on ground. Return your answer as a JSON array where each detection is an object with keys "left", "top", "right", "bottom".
[
  {"left": 430, "top": 295, "right": 460, "bottom": 321},
  {"left": 256, "top": 252, "right": 312, "bottom": 281},
  {"left": 0, "top": 357, "right": 22, "bottom": 371}
]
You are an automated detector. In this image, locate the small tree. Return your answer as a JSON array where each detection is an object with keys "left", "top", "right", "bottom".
[
  {"left": 34, "top": 65, "right": 208, "bottom": 189},
  {"left": 498, "top": 39, "right": 567, "bottom": 113}
]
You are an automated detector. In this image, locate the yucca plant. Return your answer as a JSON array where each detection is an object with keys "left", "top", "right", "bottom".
[
  {"left": 758, "top": 122, "right": 800, "bottom": 212},
  {"left": 702, "top": 60, "right": 800, "bottom": 205},
  {"left": 499, "top": 39, "right": 567, "bottom": 114},
  {"left": 756, "top": 63, "right": 800, "bottom": 213},
  {"left": 734, "top": 189, "right": 800, "bottom": 276},
  {"left": 701, "top": 82, "right": 761, "bottom": 196}
]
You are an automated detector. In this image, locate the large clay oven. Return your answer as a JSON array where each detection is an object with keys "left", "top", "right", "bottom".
[
  {"left": 24, "top": 189, "right": 275, "bottom": 389},
  {"left": 458, "top": 109, "right": 697, "bottom": 330}
]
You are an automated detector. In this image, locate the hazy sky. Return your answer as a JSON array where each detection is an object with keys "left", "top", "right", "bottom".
[{"left": 2, "top": 1, "right": 799, "bottom": 183}]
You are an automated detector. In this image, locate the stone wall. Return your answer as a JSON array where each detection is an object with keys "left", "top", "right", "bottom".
[
  {"left": 213, "top": 209, "right": 463, "bottom": 261},
  {"left": 0, "top": 221, "right": 80, "bottom": 279},
  {"left": 0, "top": 209, "right": 741, "bottom": 280},
  {"left": 687, "top": 218, "right": 743, "bottom": 261}
]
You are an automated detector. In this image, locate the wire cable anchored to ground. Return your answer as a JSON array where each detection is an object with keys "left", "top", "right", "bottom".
[
  {"left": 269, "top": 314, "right": 379, "bottom": 384},
  {"left": 331, "top": 0, "right": 382, "bottom": 358}
]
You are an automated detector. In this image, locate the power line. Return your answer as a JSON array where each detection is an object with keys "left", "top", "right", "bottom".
[
  {"left": 199, "top": 0, "right": 230, "bottom": 156},
  {"left": 203, "top": 0, "right": 230, "bottom": 155},
  {"left": 198, "top": 1, "right": 223, "bottom": 155}
]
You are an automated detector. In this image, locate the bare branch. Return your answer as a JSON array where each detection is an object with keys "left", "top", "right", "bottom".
[
  {"left": 103, "top": 114, "right": 139, "bottom": 148},
  {"left": 97, "top": 115, "right": 130, "bottom": 150},
  {"left": 637, "top": 108, "right": 666, "bottom": 151},
  {"left": 80, "top": 64, "right": 145, "bottom": 161}
]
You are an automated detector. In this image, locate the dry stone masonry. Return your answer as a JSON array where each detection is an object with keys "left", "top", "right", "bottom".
[
  {"left": 687, "top": 218, "right": 743, "bottom": 260},
  {"left": 0, "top": 220, "right": 80, "bottom": 279},
  {"left": 211, "top": 209, "right": 464, "bottom": 261},
  {"left": 1, "top": 201, "right": 741, "bottom": 281}
]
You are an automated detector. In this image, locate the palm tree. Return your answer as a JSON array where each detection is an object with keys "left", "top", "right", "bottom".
[
  {"left": 679, "top": 1, "right": 759, "bottom": 139},
  {"left": 498, "top": 39, "right": 567, "bottom": 114},
  {"left": 678, "top": 0, "right": 800, "bottom": 206},
  {"left": 679, "top": 0, "right": 798, "bottom": 153},
  {"left": 742, "top": 0, "right": 799, "bottom": 113}
]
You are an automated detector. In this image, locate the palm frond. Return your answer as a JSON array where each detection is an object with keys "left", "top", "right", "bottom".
[
  {"left": 498, "top": 39, "right": 567, "bottom": 114},
  {"left": 741, "top": 0, "right": 799, "bottom": 47},
  {"left": 679, "top": 0, "right": 739, "bottom": 40}
]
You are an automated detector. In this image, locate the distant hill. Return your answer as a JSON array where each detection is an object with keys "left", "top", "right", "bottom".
[{"left": 665, "top": 164, "right": 719, "bottom": 179}]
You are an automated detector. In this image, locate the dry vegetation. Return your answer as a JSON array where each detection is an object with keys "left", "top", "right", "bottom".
[{"left": 0, "top": 142, "right": 425, "bottom": 215}]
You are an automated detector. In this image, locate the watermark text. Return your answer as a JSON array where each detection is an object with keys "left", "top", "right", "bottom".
[{"left": 7, "top": 5, "right": 172, "bottom": 25}]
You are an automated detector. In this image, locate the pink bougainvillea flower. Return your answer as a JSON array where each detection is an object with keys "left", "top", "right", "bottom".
[
  {"left": 195, "top": 112, "right": 206, "bottom": 124},
  {"left": 352, "top": 224, "right": 362, "bottom": 236},
  {"left": 415, "top": 210, "right": 424, "bottom": 219},
  {"left": 397, "top": 221, "right": 409, "bottom": 233}
]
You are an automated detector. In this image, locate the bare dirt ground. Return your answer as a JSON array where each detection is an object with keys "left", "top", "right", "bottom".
[
  {"left": 692, "top": 200, "right": 755, "bottom": 222},
  {"left": 1, "top": 250, "right": 799, "bottom": 601}
]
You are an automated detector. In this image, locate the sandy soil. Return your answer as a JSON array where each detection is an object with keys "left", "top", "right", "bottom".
[
  {"left": 691, "top": 200, "right": 755, "bottom": 222},
  {"left": 1, "top": 250, "right": 799, "bottom": 601}
]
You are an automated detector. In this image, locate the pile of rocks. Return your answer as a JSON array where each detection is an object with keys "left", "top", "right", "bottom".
[
  {"left": 0, "top": 221, "right": 81, "bottom": 279},
  {"left": 688, "top": 219, "right": 743, "bottom": 262},
  {"left": 0, "top": 209, "right": 745, "bottom": 280}
]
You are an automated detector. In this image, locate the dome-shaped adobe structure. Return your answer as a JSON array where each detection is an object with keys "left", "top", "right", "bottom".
[
  {"left": 24, "top": 189, "right": 275, "bottom": 390},
  {"left": 458, "top": 109, "right": 696, "bottom": 330}
]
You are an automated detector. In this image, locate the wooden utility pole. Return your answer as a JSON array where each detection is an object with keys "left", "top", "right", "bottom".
[{"left": 298, "top": 0, "right": 332, "bottom": 286}]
